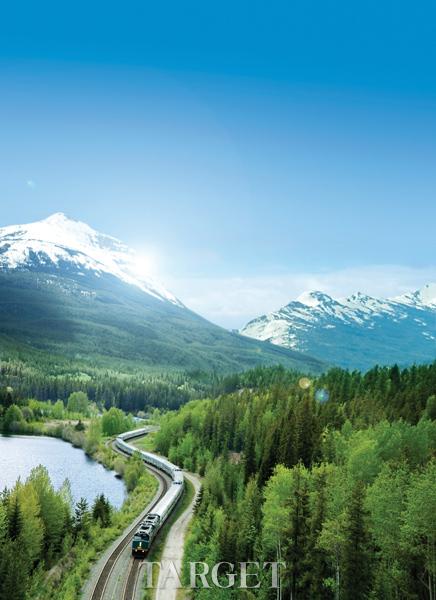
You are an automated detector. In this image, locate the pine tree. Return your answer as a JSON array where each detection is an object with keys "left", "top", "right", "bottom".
[
  {"left": 258, "top": 425, "right": 280, "bottom": 487},
  {"left": 296, "top": 396, "right": 318, "bottom": 467},
  {"left": 237, "top": 478, "right": 262, "bottom": 561},
  {"left": 425, "top": 395, "right": 436, "bottom": 420},
  {"left": 0, "top": 540, "right": 28, "bottom": 600},
  {"left": 389, "top": 364, "right": 401, "bottom": 393},
  {"left": 244, "top": 426, "right": 257, "bottom": 483},
  {"left": 308, "top": 469, "right": 332, "bottom": 599},
  {"left": 7, "top": 496, "right": 21, "bottom": 541},
  {"left": 342, "top": 481, "right": 372, "bottom": 600},
  {"left": 278, "top": 405, "right": 298, "bottom": 468},
  {"left": 282, "top": 465, "right": 311, "bottom": 599},
  {"left": 218, "top": 514, "right": 238, "bottom": 564},
  {"left": 92, "top": 494, "right": 111, "bottom": 527},
  {"left": 74, "top": 497, "right": 90, "bottom": 540}
]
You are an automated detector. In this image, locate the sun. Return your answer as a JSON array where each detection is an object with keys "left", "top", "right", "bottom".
[{"left": 131, "top": 253, "right": 157, "bottom": 280}]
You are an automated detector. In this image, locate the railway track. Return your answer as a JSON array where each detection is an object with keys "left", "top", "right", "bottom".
[
  {"left": 89, "top": 442, "right": 170, "bottom": 600},
  {"left": 122, "top": 558, "right": 142, "bottom": 600}
]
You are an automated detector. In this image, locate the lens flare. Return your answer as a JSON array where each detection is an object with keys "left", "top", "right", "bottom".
[
  {"left": 315, "top": 388, "right": 330, "bottom": 403},
  {"left": 298, "top": 377, "right": 312, "bottom": 390}
]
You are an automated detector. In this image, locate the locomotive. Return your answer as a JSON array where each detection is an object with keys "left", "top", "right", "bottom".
[{"left": 115, "top": 429, "right": 184, "bottom": 557}]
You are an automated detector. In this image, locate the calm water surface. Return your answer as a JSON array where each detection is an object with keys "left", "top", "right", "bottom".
[{"left": 0, "top": 435, "right": 126, "bottom": 508}]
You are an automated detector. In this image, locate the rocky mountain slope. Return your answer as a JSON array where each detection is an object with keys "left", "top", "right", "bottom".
[{"left": 241, "top": 286, "right": 436, "bottom": 370}]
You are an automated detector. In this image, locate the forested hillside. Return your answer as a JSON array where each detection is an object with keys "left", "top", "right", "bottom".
[
  {"left": 4, "top": 353, "right": 435, "bottom": 419},
  {"left": 155, "top": 363, "right": 436, "bottom": 599},
  {"left": 0, "top": 358, "right": 211, "bottom": 412}
]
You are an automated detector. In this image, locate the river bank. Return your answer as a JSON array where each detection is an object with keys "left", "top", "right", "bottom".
[{"left": 0, "top": 423, "right": 158, "bottom": 600}]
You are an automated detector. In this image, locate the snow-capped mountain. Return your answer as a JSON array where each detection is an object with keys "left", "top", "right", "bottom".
[
  {"left": 0, "top": 212, "right": 181, "bottom": 306},
  {"left": 0, "top": 213, "right": 325, "bottom": 374},
  {"left": 241, "top": 286, "right": 436, "bottom": 370}
]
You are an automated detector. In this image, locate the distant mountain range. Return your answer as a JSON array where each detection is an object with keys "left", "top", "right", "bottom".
[
  {"left": 241, "top": 286, "right": 436, "bottom": 370},
  {"left": 0, "top": 213, "right": 325, "bottom": 373}
]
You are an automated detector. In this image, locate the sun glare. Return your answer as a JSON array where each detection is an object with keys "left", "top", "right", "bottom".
[{"left": 131, "top": 253, "right": 157, "bottom": 280}]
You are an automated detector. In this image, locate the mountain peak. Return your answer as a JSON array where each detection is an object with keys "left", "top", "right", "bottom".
[
  {"left": 393, "top": 282, "right": 436, "bottom": 307},
  {"left": 42, "top": 212, "right": 72, "bottom": 223},
  {"left": 296, "top": 290, "right": 334, "bottom": 307},
  {"left": 0, "top": 214, "right": 182, "bottom": 306},
  {"left": 41, "top": 212, "right": 89, "bottom": 230},
  {"left": 418, "top": 283, "right": 436, "bottom": 305},
  {"left": 347, "top": 291, "right": 374, "bottom": 302}
]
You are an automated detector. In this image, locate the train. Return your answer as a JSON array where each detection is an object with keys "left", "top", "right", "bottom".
[{"left": 115, "top": 428, "right": 184, "bottom": 558}]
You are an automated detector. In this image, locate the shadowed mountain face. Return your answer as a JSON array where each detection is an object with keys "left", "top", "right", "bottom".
[
  {"left": 241, "top": 287, "right": 436, "bottom": 371},
  {"left": 0, "top": 214, "right": 325, "bottom": 374}
]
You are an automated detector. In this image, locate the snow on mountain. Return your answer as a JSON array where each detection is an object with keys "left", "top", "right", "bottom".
[
  {"left": 241, "top": 285, "right": 436, "bottom": 370},
  {"left": 0, "top": 213, "right": 182, "bottom": 306},
  {"left": 297, "top": 290, "right": 333, "bottom": 308},
  {"left": 393, "top": 283, "right": 436, "bottom": 308}
]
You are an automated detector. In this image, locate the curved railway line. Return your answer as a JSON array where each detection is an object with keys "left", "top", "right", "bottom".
[{"left": 89, "top": 431, "right": 173, "bottom": 600}]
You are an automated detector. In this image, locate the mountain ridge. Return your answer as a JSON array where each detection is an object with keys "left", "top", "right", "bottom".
[{"left": 241, "top": 285, "right": 436, "bottom": 370}]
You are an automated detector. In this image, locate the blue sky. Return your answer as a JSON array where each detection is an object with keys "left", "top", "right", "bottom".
[{"left": 1, "top": 1, "right": 436, "bottom": 327}]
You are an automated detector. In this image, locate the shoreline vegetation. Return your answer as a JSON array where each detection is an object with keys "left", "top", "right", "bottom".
[{"left": 0, "top": 392, "right": 158, "bottom": 600}]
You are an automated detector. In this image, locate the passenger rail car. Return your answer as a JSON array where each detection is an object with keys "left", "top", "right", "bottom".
[{"left": 115, "top": 429, "right": 185, "bottom": 557}]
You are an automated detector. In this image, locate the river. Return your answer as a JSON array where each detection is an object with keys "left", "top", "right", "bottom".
[{"left": 0, "top": 434, "right": 127, "bottom": 508}]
